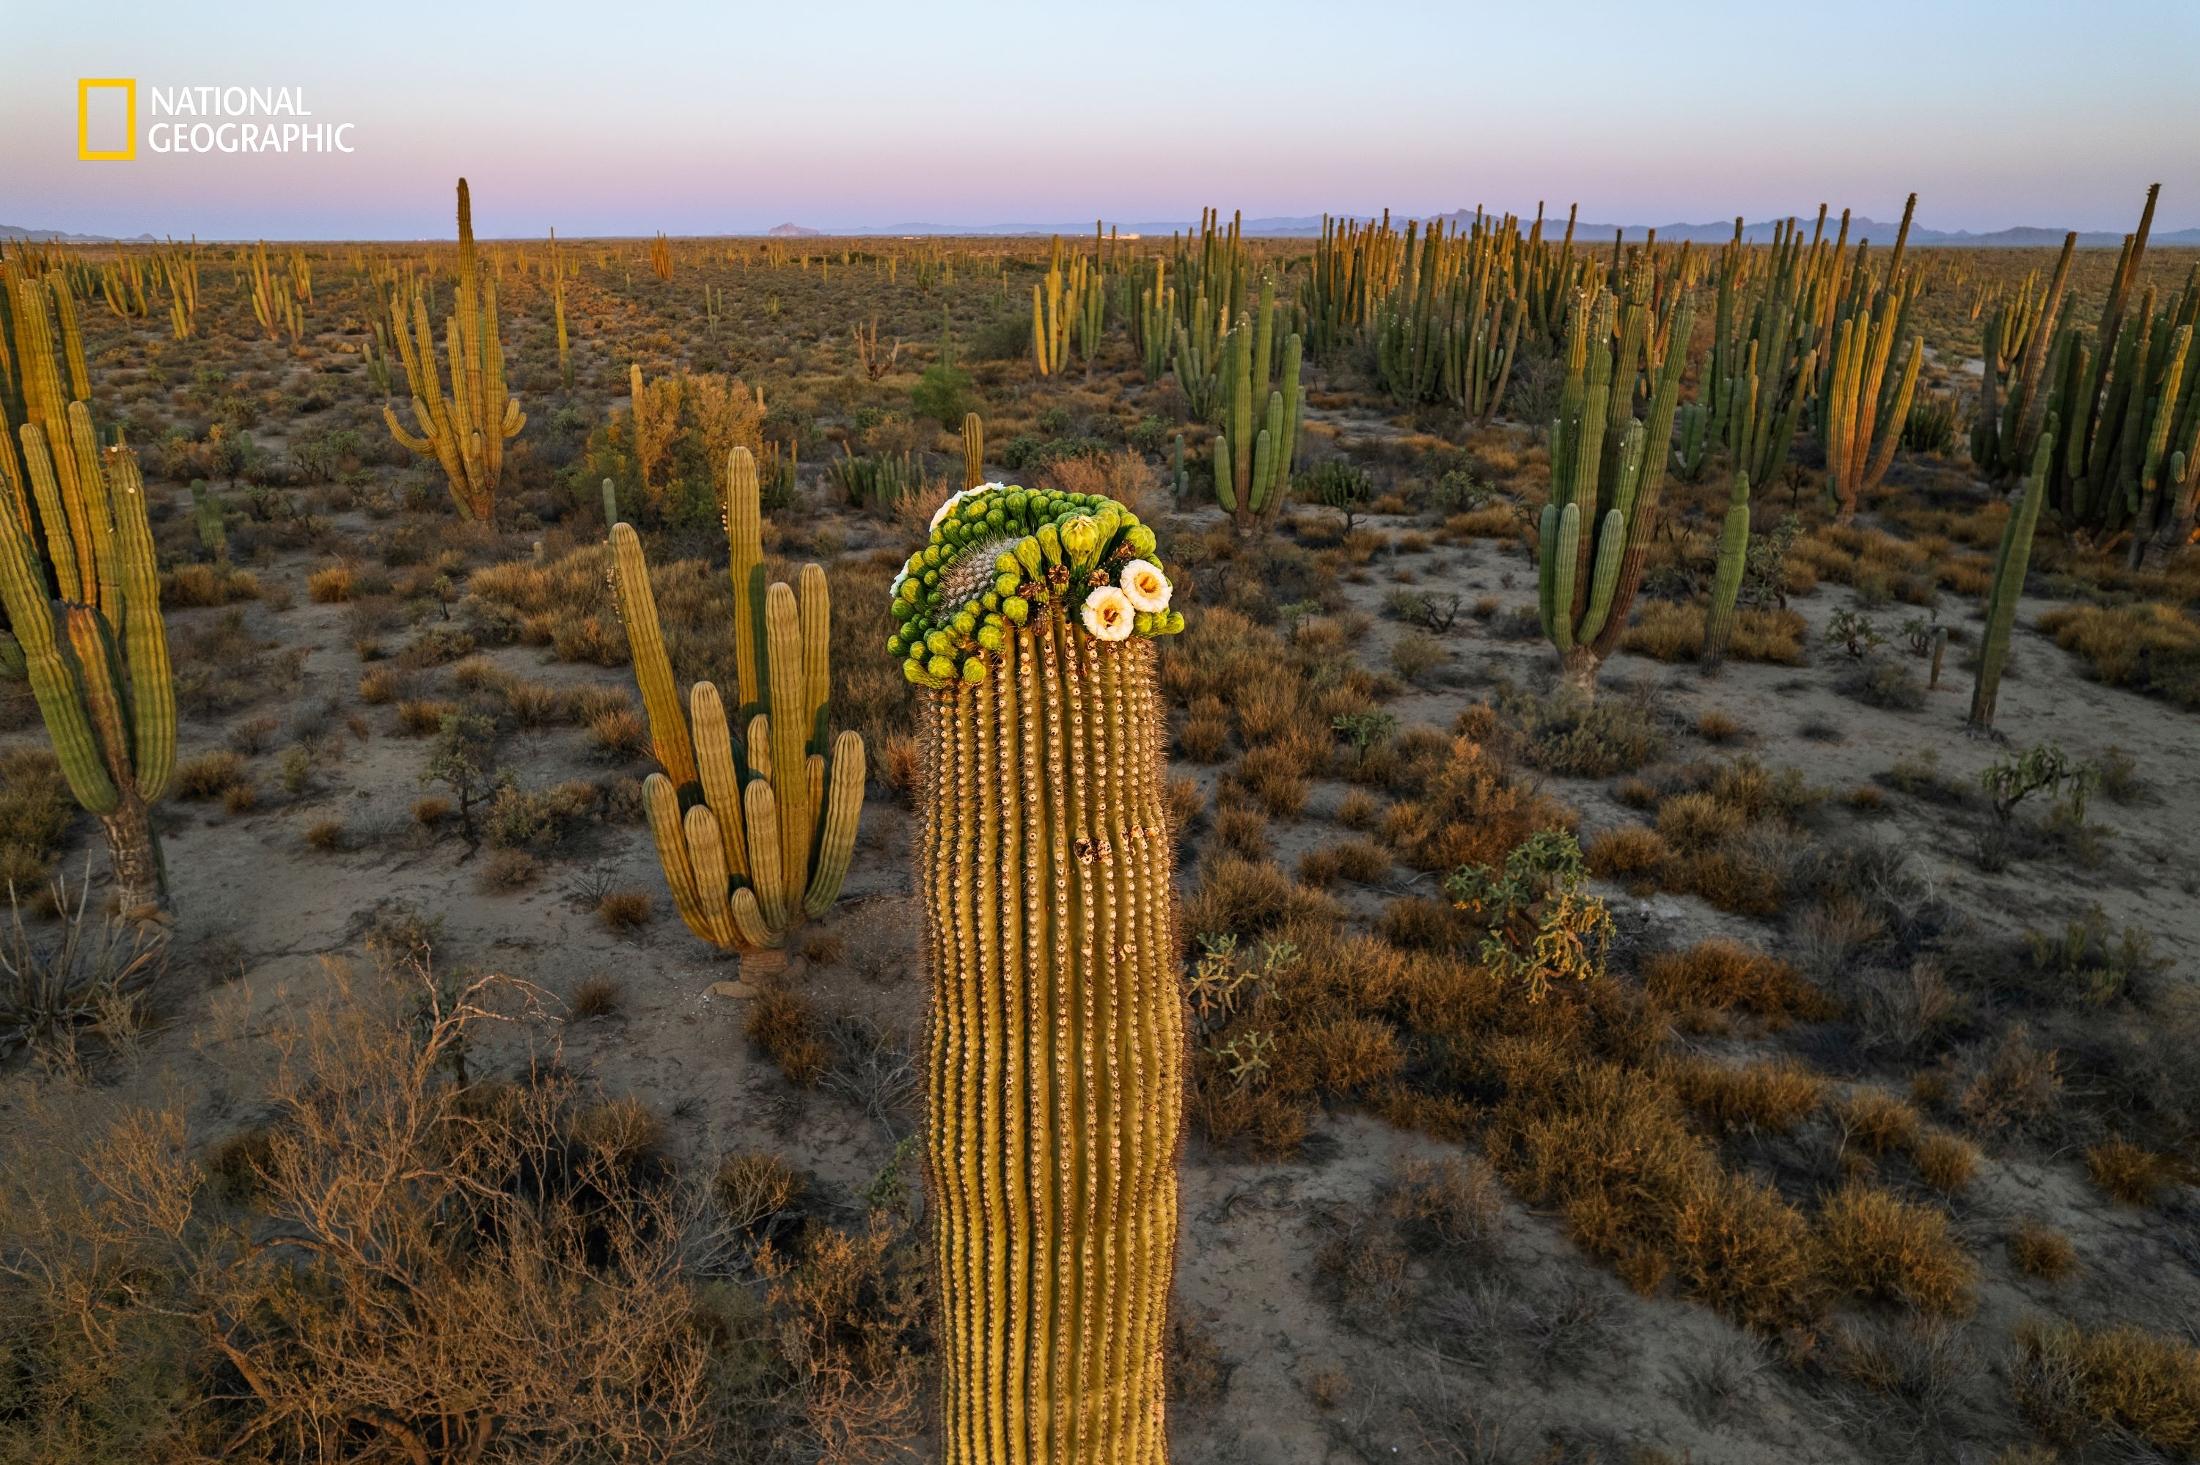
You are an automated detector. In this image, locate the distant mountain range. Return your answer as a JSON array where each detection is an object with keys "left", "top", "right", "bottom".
[
  {"left": 10, "top": 214, "right": 2198, "bottom": 247},
  {"left": 1, "top": 223, "right": 160, "bottom": 244}
]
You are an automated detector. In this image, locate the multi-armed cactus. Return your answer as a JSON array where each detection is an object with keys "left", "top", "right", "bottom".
[
  {"left": 1821, "top": 278, "right": 1922, "bottom": 520},
  {"left": 0, "top": 401, "right": 175, "bottom": 918},
  {"left": 889, "top": 483, "right": 1186, "bottom": 1462},
  {"left": 382, "top": 179, "right": 524, "bottom": 522},
  {"left": 1212, "top": 277, "right": 1303, "bottom": 534},
  {"left": 1970, "top": 423, "right": 2056, "bottom": 730},
  {"left": 1537, "top": 282, "right": 1696, "bottom": 692},
  {"left": 609, "top": 446, "right": 865, "bottom": 962},
  {"left": 1702, "top": 471, "right": 1752, "bottom": 665}
]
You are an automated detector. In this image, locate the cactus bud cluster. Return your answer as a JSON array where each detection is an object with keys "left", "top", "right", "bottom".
[{"left": 888, "top": 484, "right": 1182, "bottom": 689}]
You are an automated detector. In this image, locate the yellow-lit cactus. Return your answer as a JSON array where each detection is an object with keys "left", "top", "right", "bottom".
[
  {"left": 960, "top": 410, "right": 985, "bottom": 490},
  {"left": 382, "top": 178, "right": 524, "bottom": 521},
  {"left": 895, "top": 484, "right": 1186, "bottom": 1461},
  {"left": 609, "top": 446, "right": 863, "bottom": 960}
]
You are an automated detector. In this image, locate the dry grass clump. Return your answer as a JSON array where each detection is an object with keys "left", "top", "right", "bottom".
[
  {"left": 478, "top": 848, "right": 539, "bottom": 891},
  {"left": 1640, "top": 939, "right": 1831, "bottom": 1032},
  {"left": 306, "top": 562, "right": 357, "bottom": 602},
  {"left": 568, "top": 975, "right": 623, "bottom": 1019},
  {"left": 747, "top": 984, "right": 830, "bottom": 1087},
  {"left": 1622, "top": 601, "right": 1806, "bottom": 665},
  {"left": 2008, "top": 1221, "right": 2077, "bottom": 1282},
  {"left": 1491, "top": 1059, "right": 1820, "bottom": 1329},
  {"left": 303, "top": 818, "right": 346, "bottom": 851},
  {"left": 2036, "top": 601, "right": 2200, "bottom": 707},
  {"left": 596, "top": 889, "right": 654, "bottom": 932},
  {"left": 1180, "top": 857, "right": 1342, "bottom": 946},
  {"left": 172, "top": 749, "right": 248, "bottom": 801},
  {"left": 1666, "top": 1056, "right": 1825, "bottom": 1135},
  {"left": 2083, "top": 1136, "right": 2172, "bottom": 1205},
  {"left": 1839, "top": 1088, "right": 1925, "bottom": 1158},
  {"left": 1586, "top": 824, "right": 1670, "bottom": 879},
  {"left": 162, "top": 561, "right": 260, "bottom": 606},
  {"left": 1911, "top": 1130, "right": 1981, "bottom": 1195},
  {"left": 1816, "top": 1182, "right": 1976, "bottom": 1315},
  {"left": 1499, "top": 687, "right": 1667, "bottom": 777},
  {"left": 2012, "top": 1319, "right": 2200, "bottom": 1456},
  {"left": 1379, "top": 734, "right": 1571, "bottom": 875},
  {"left": 397, "top": 697, "right": 458, "bottom": 735}
]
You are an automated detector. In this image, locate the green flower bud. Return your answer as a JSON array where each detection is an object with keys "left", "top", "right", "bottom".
[
  {"left": 1003, "top": 596, "right": 1030, "bottom": 625},
  {"left": 1126, "top": 525, "right": 1157, "bottom": 557},
  {"left": 927, "top": 654, "right": 957, "bottom": 680},
  {"left": 960, "top": 657, "right": 988, "bottom": 683},
  {"left": 1037, "top": 523, "right": 1063, "bottom": 567},
  {"left": 1060, "top": 514, "right": 1101, "bottom": 571}
]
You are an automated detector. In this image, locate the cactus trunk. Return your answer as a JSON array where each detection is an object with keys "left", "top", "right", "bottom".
[{"left": 919, "top": 609, "right": 1183, "bottom": 1465}]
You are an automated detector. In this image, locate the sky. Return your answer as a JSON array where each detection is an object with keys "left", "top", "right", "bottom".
[{"left": 4, "top": 0, "right": 2198, "bottom": 240}]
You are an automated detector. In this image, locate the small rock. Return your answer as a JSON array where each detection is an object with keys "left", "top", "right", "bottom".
[{"left": 708, "top": 980, "right": 758, "bottom": 1000}]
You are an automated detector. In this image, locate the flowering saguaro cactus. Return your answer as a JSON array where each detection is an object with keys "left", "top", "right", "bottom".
[{"left": 892, "top": 484, "right": 1187, "bottom": 1462}]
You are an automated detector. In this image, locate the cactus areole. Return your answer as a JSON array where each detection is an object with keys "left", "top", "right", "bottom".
[{"left": 896, "top": 484, "right": 1187, "bottom": 1462}]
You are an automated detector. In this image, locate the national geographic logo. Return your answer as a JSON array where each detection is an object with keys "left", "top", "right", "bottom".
[{"left": 77, "top": 80, "right": 357, "bottom": 161}]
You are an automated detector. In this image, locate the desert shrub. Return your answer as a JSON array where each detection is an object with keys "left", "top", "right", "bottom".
[
  {"left": 0, "top": 968, "right": 730, "bottom": 1462},
  {"left": 1585, "top": 824, "right": 1669, "bottom": 879},
  {"left": 2008, "top": 1221, "right": 2077, "bottom": 1282},
  {"left": 1640, "top": 939, "right": 1830, "bottom": 1032},
  {"left": 1666, "top": 1056, "right": 1824, "bottom": 1135},
  {"left": 748, "top": 984, "right": 830, "bottom": 1087},
  {"left": 0, "top": 749, "right": 73, "bottom": 891},
  {"left": 1502, "top": 687, "right": 1666, "bottom": 777},
  {"left": 2084, "top": 1137, "right": 2171, "bottom": 1205},
  {"left": 2036, "top": 602, "right": 2200, "bottom": 707},
  {"left": 1, "top": 874, "right": 165, "bottom": 1067},
  {"left": 2012, "top": 1319, "right": 2200, "bottom": 1456},
  {"left": 1816, "top": 1182, "right": 1976, "bottom": 1315},
  {"left": 596, "top": 889, "right": 654, "bottom": 932}
]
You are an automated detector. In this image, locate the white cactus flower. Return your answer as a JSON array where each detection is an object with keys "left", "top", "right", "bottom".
[
  {"left": 1080, "top": 585, "right": 1136, "bottom": 641},
  {"left": 1118, "top": 559, "right": 1171, "bottom": 613}
]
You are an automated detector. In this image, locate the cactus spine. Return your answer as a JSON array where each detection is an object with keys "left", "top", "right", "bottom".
[
  {"left": 961, "top": 411, "right": 986, "bottom": 490},
  {"left": 1970, "top": 423, "right": 2055, "bottom": 730},
  {"left": 382, "top": 179, "right": 524, "bottom": 522},
  {"left": 0, "top": 401, "right": 175, "bottom": 918},
  {"left": 609, "top": 447, "right": 864, "bottom": 958},
  {"left": 1702, "top": 472, "right": 1751, "bottom": 665},
  {"left": 896, "top": 486, "right": 1185, "bottom": 1463}
]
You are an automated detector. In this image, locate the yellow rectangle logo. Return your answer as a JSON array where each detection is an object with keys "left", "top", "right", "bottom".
[{"left": 78, "top": 78, "right": 136, "bottom": 161}]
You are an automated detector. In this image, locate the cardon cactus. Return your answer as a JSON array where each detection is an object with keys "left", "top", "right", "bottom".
[
  {"left": 1970, "top": 422, "right": 2057, "bottom": 730},
  {"left": 961, "top": 411, "right": 985, "bottom": 491},
  {"left": 1212, "top": 277, "right": 1303, "bottom": 534},
  {"left": 1702, "top": 472, "right": 1752, "bottom": 665},
  {"left": 891, "top": 484, "right": 1186, "bottom": 1461},
  {"left": 1538, "top": 284, "right": 1695, "bottom": 692},
  {"left": 0, "top": 402, "right": 175, "bottom": 917},
  {"left": 381, "top": 178, "right": 524, "bottom": 521},
  {"left": 608, "top": 446, "right": 864, "bottom": 962}
]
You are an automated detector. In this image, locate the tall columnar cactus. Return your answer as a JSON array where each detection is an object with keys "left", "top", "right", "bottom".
[
  {"left": 1822, "top": 281, "right": 1922, "bottom": 520},
  {"left": 889, "top": 483, "right": 1186, "bottom": 1463},
  {"left": 1212, "top": 278, "right": 1303, "bottom": 534},
  {"left": 382, "top": 179, "right": 524, "bottom": 522},
  {"left": 1702, "top": 472, "right": 1751, "bottom": 665},
  {"left": 548, "top": 227, "right": 573, "bottom": 389},
  {"left": 961, "top": 411, "right": 985, "bottom": 491},
  {"left": 609, "top": 447, "right": 864, "bottom": 961},
  {"left": 0, "top": 403, "right": 175, "bottom": 917},
  {"left": 1970, "top": 424, "right": 2056, "bottom": 730},
  {"left": 1537, "top": 285, "right": 1696, "bottom": 692}
]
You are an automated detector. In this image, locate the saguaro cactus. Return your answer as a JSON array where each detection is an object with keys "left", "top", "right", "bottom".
[
  {"left": 382, "top": 178, "right": 524, "bottom": 521},
  {"left": 1702, "top": 472, "right": 1751, "bottom": 665},
  {"left": 0, "top": 403, "right": 175, "bottom": 918},
  {"left": 891, "top": 484, "right": 1186, "bottom": 1462},
  {"left": 609, "top": 447, "right": 864, "bottom": 962},
  {"left": 1970, "top": 423, "right": 2056, "bottom": 730}
]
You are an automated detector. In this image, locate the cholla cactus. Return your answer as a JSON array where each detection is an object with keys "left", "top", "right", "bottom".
[
  {"left": 609, "top": 447, "right": 864, "bottom": 961},
  {"left": 895, "top": 484, "right": 1186, "bottom": 1461}
]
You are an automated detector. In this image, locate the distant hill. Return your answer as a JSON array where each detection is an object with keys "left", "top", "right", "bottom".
[
  {"left": 1, "top": 224, "right": 160, "bottom": 244},
  {"left": 766, "top": 222, "right": 821, "bottom": 237}
]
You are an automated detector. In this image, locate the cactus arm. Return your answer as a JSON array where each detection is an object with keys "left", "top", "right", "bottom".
[
  {"left": 607, "top": 524, "right": 700, "bottom": 790},
  {"left": 689, "top": 681, "right": 749, "bottom": 880},
  {"left": 725, "top": 446, "right": 765, "bottom": 711}
]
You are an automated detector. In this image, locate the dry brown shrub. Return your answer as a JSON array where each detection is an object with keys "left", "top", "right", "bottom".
[
  {"left": 2084, "top": 1137, "right": 2172, "bottom": 1205},
  {"left": 1666, "top": 1056, "right": 1824, "bottom": 1135},
  {"left": 1816, "top": 1182, "right": 1976, "bottom": 1315},
  {"left": 2008, "top": 1220, "right": 2077, "bottom": 1282},
  {"left": 747, "top": 985, "right": 830, "bottom": 1087},
  {"left": 1641, "top": 939, "right": 1831, "bottom": 1031},
  {"left": 2012, "top": 1319, "right": 2200, "bottom": 1455}
]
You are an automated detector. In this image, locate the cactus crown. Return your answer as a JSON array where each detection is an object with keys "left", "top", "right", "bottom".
[{"left": 888, "top": 483, "right": 1183, "bottom": 687}]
